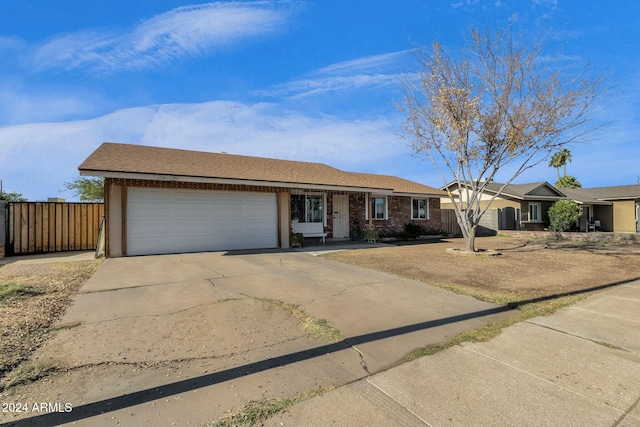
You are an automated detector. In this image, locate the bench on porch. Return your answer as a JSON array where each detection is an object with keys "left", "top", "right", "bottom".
[{"left": 292, "top": 222, "right": 327, "bottom": 243}]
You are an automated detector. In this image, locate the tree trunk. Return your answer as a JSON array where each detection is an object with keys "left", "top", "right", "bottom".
[{"left": 464, "top": 225, "right": 477, "bottom": 252}]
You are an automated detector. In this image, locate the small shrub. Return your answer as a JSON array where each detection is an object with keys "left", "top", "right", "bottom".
[
  {"left": 402, "top": 222, "right": 424, "bottom": 239},
  {"left": 291, "top": 232, "right": 304, "bottom": 247},
  {"left": 363, "top": 224, "right": 379, "bottom": 242},
  {"left": 378, "top": 227, "right": 401, "bottom": 238},
  {"left": 548, "top": 200, "right": 582, "bottom": 233},
  {"left": 400, "top": 222, "right": 445, "bottom": 239}
]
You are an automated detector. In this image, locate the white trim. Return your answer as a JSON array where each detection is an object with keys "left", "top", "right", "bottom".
[
  {"left": 370, "top": 195, "right": 388, "bottom": 220},
  {"left": 365, "top": 193, "right": 369, "bottom": 220},
  {"left": 411, "top": 197, "right": 430, "bottom": 220},
  {"left": 80, "top": 170, "right": 394, "bottom": 194},
  {"left": 323, "top": 193, "right": 327, "bottom": 227},
  {"left": 290, "top": 193, "right": 326, "bottom": 226},
  {"left": 528, "top": 202, "right": 542, "bottom": 222},
  {"left": 395, "top": 192, "right": 448, "bottom": 198}
]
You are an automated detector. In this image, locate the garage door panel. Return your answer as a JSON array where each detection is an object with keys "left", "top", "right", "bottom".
[{"left": 126, "top": 188, "right": 277, "bottom": 256}]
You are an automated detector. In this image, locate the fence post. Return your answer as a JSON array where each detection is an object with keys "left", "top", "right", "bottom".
[{"left": 0, "top": 201, "right": 6, "bottom": 259}]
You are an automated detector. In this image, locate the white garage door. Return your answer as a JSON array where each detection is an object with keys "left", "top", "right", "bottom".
[{"left": 126, "top": 187, "right": 278, "bottom": 256}]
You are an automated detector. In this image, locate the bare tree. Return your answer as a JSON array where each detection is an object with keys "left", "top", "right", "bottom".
[{"left": 400, "top": 27, "right": 603, "bottom": 252}]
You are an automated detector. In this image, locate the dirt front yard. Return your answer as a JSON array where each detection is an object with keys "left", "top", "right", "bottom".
[
  {"left": 324, "top": 236, "right": 640, "bottom": 302},
  {"left": 0, "top": 259, "right": 102, "bottom": 389}
]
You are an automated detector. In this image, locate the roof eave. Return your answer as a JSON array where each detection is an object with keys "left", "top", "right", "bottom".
[
  {"left": 597, "top": 196, "right": 640, "bottom": 201},
  {"left": 392, "top": 192, "right": 450, "bottom": 198},
  {"left": 79, "top": 170, "right": 395, "bottom": 194},
  {"left": 521, "top": 196, "right": 565, "bottom": 201},
  {"left": 569, "top": 198, "right": 612, "bottom": 206}
]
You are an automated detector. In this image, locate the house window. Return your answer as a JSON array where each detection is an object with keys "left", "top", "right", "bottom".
[
  {"left": 529, "top": 202, "right": 541, "bottom": 222},
  {"left": 371, "top": 196, "right": 387, "bottom": 220},
  {"left": 291, "top": 194, "right": 323, "bottom": 223},
  {"left": 412, "top": 198, "right": 429, "bottom": 220}
]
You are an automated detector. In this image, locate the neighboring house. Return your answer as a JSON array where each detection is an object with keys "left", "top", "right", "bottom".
[
  {"left": 563, "top": 185, "right": 640, "bottom": 233},
  {"left": 442, "top": 181, "right": 614, "bottom": 232},
  {"left": 443, "top": 181, "right": 569, "bottom": 232},
  {"left": 79, "top": 143, "right": 447, "bottom": 257}
]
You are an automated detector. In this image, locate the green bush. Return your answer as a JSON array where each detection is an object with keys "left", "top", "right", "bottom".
[
  {"left": 548, "top": 200, "right": 582, "bottom": 232},
  {"left": 400, "top": 222, "right": 446, "bottom": 239}
]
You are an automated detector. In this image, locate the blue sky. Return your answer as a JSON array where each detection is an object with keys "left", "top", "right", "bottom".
[{"left": 0, "top": 0, "right": 638, "bottom": 201}]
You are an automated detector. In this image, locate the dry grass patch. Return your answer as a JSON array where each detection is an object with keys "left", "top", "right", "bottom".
[
  {"left": 208, "top": 387, "right": 333, "bottom": 427},
  {"left": 0, "top": 259, "right": 102, "bottom": 390},
  {"left": 324, "top": 236, "right": 640, "bottom": 358},
  {"left": 323, "top": 236, "right": 640, "bottom": 301},
  {"left": 258, "top": 298, "right": 343, "bottom": 342}
]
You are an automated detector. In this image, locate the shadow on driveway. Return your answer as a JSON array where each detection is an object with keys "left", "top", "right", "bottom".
[{"left": 11, "top": 275, "right": 638, "bottom": 427}]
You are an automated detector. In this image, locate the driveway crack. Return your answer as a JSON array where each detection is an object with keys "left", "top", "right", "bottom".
[
  {"left": 349, "top": 344, "right": 371, "bottom": 375},
  {"left": 58, "top": 335, "right": 312, "bottom": 373},
  {"left": 331, "top": 281, "right": 379, "bottom": 297},
  {"left": 79, "top": 300, "right": 243, "bottom": 325}
]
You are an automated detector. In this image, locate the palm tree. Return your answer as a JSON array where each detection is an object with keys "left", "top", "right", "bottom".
[
  {"left": 548, "top": 148, "right": 573, "bottom": 179},
  {"left": 555, "top": 175, "right": 582, "bottom": 189},
  {"left": 548, "top": 152, "right": 562, "bottom": 179},
  {"left": 557, "top": 148, "right": 572, "bottom": 176}
]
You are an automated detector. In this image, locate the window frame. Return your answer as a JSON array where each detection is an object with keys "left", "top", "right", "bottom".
[
  {"left": 528, "top": 202, "right": 541, "bottom": 222},
  {"left": 411, "top": 198, "right": 429, "bottom": 220},
  {"left": 290, "top": 193, "right": 326, "bottom": 225},
  {"left": 366, "top": 194, "right": 388, "bottom": 220}
]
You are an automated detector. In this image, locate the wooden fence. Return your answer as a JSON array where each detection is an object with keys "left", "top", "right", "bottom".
[
  {"left": 5, "top": 202, "right": 104, "bottom": 256},
  {"left": 440, "top": 209, "right": 462, "bottom": 236}
]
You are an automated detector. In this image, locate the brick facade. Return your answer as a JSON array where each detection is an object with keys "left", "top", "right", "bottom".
[
  {"left": 367, "top": 195, "right": 442, "bottom": 235},
  {"left": 0, "top": 245, "right": 4, "bottom": 259},
  {"left": 104, "top": 179, "right": 443, "bottom": 242},
  {"left": 327, "top": 192, "right": 442, "bottom": 238},
  {"left": 104, "top": 178, "right": 288, "bottom": 194}
]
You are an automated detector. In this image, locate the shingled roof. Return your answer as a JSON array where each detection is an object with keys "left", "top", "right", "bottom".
[
  {"left": 352, "top": 172, "right": 447, "bottom": 196},
  {"left": 79, "top": 142, "right": 446, "bottom": 196},
  {"left": 566, "top": 184, "right": 640, "bottom": 201},
  {"left": 444, "top": 181, "right": 566, "bottom": 200}
]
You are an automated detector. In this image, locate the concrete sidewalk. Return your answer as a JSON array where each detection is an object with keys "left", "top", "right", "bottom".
[{"left": 266, "top": 279, "right": 640, "bottom": 427}]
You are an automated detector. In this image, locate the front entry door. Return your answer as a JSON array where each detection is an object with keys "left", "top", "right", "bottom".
[{"left": 333, "top": 195, "right": 350, "bottom": 238}]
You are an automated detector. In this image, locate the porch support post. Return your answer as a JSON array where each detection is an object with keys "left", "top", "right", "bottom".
[
  {"left": 106, "top": 182, "right": 123, "bottom": 258},
  {"left": 277, "top": 192, "right": 290, "bottom": 248}
]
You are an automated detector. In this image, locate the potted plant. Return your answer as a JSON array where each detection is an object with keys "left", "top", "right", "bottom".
[
  {"left": 364, "top": 224, "right": 379, "bottom": 243},
  {"left": 291, "top": 232, "right": 304, "bottom": 247}
]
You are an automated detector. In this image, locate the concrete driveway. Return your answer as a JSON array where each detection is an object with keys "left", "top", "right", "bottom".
[{"left": 8, "top": 249, "right": 514, "bottom": 427}]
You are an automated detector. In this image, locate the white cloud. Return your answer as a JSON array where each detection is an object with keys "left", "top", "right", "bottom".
[
  {"left": 255, "top": 50, "right": 414, "bottom": 99},
  {"left": 313, "top": 51, "right": 412, "bottom": 76},
  {"left": 0, "top": 84, "right": 105, "bottom": 125},
  {"left": 30, "top": 1, "right": 296, "bottom": 72},
  {"left": 0, "top": 100, "right": 404, "bottom": 200},
  {"left": 257, "top": 74, "right": 404, "bottom": 100}
]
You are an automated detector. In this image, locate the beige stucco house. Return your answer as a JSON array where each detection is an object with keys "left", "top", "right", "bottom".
[
  {"left": 442, "top": 181, "right": 616, "bottom": 232},
  {"left": 79, "top": 143, "right": 447, "bottom": 257},
  {"left": 563, "top": 185, "right": 640, "bottom": 233}
]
